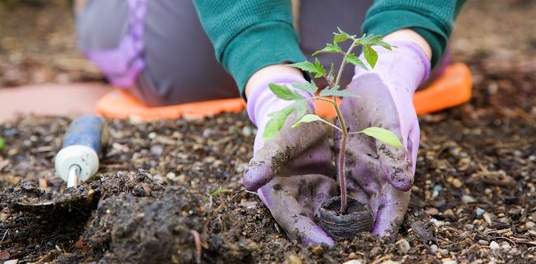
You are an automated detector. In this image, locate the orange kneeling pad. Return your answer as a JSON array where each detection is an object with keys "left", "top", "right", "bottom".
[{"left": 95, "top": 63, "right": 472, "bottom": 120}]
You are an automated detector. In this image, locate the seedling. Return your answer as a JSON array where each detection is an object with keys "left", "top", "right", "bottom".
[
  {"left": 207, "top": 187, "right": 233, "bottom": 209},
  {"left": 264, "top": 28, "right": 402, "bottom": 214},
  {"left": 0, "top": 136, "right": 4, "bottom": 150}
]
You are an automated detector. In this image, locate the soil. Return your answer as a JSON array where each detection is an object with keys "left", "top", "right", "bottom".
[{"left": 1, "top": 0, "right": 536, "bottom": 263}]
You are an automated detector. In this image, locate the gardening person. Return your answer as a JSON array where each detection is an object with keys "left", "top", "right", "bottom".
[{"left": 76, "top": 0, "right": 466, "bottom": 245}]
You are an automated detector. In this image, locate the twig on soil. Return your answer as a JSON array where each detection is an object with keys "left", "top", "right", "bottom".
[
  {"left": 1, "top": 229, "right": 8, "bottom": 242},
  {"left": 189, "top": 230, "right": 202, "bottom": 264},
  {"left": 495, "top": 236, "right": 517, "bottom": 247},
  {"left": 510, "top": 237, "right": 536, "bottom": 246}
]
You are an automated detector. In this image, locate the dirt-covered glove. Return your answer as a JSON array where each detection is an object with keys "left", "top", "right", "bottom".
[
  {"left": 338, "top": 41, "right": 430, "bottom": 236},
  {"left": 244, "top": 75, "right": 337, "bottom": 245}
]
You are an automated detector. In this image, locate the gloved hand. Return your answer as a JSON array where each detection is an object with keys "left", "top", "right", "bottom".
[
  {"left": 338, "top": 41, "right": 430, "bottom": 236},
  {"left": 244, "top": 75, "right": 337, "bottom": 245}
]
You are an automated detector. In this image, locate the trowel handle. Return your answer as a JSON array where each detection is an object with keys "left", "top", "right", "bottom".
[
  {"left": 55, "top": 115, "right": 109, "bottom": 183},
  {"left": 63, "top": 115, "right": 108, "bottom": 155}
]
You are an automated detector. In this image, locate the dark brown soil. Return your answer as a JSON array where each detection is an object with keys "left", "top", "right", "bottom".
[
  {"left": 2, "top": 0, "right": 536, "bottom": 263},
  {"left": 1, "top": 56, "right": 536, "bottom": 263}
]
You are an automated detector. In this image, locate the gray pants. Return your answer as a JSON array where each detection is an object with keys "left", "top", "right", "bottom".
[{"left": 77, "top": 0, "right": 372, "bottom": 106}]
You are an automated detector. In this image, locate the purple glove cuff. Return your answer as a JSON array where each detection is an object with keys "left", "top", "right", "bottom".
[
  {"left": 246, "top": 74, "right": 314, "bottom": 127},
  {"left": 246, "top": 74, "right": 315, "bottom": 152},
  {"left": 353, "top": 40, "right": 431, "bottom": 93}
]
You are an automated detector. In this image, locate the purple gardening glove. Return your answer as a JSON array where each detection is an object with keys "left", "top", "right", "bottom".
[
  {"left": 244, "top": 75, "right": 337, "bottom": 245},
  {"left": 338, "top": 41, "right": 430, "bottom": 236}
]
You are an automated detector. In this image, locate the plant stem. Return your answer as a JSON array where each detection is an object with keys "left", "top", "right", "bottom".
[
  {"left": 334, "top": 40, "right": 357, "bottom": 214},
  {"left": 335, "top": 103, "right": 349, "bottom": 214},
  {"left": 334, "top": 41, "right": 357, "bottom": 88}
]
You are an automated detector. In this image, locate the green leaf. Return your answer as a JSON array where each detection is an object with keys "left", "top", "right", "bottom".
[
  {"left": 355, "top": 34, "right": 393, "bottom": 51},
  {"left": 334, "top": 27, "right": 356, "bottom": 43},
  {"left": 208, "top": 187, "right": 233, "bottom": 198},
  {"left": 269, "top": 83, "right": 304, "bottom": 101},
  {"left": 363, "top": 45, "right": 378, "bottom": 68},
  {"left": 288, "top": 61, "right": 317, "bottom": 74},
  {"left": 319, "top": 86, "right": 358, "bottom": 98},
  {"left": 312, "top": 43, "right": 342, "bottom": 56},
  {"left": 377, "top": 41, "right": 393, "bottom": 51},
  {"left": 0, "top": 136, "right": 4, "bottom": 150},
  {"left": 345, "top": 53, "right": 368, "bottom": 70},
  {"left": 360, "top": 127, "right": 403, "bottom": 148},
  {"left": 292, "top": 81, "right": 318, "bottom": 94},
  {"left": 293, "top": 100, "right": 308, "bottom": 122},
  {"left": 312, "top": 58, "right": 326, "bottom": 78},
  {"left": 292, "top": 114, "right": 323, "bottom": 128},
  {"left": 333, "top": 33, "right": 349, "bottom": 43},
  {"left": 263, "top": 105, "right": 296, "bottom": 141},
  {"left": 289, "top": 58, "right": 326, "bottom": 78}
]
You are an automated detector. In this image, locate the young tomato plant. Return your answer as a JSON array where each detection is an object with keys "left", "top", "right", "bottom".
[{"left": 263, "top": 28, "right": 403, "bottom": 214}]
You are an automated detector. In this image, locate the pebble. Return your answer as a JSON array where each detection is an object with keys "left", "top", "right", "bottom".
[
  {"left": 397, "top": 238, "right": 411, "bottom": 254},
  {"left": 150, "top": 145, "right": 164, "bottom": 156},
  {"left": 526, "top": 221, "right": 535, "bottom": 229},
  {"left": 483, "top": 212, "right": 492, "bottom": 225},
  {"left": 312, "top": 245, "right": 323, "bottom": 256},
  {"left": 286, "top": 254, "right": 302, "bottom": 264},
  {"left": 440, "top": 249, "right": 449, "bottom": 257},
  {"left": 241, "top": 126, "right": 253, "bottom": 137},
  {"left": 347, "top": 252, "right": 358, "bottom": 259},
  {"left": 476, "top": 207, "right": 485, "bottom": 217},
  {"left": 4, "top": 260, "right": 18, "bottom": 264},
  {"left": 176, "top": 174, "right": 187, "bottom": 183},
  {"left": 442, "top": 260, "right": 457, "bottom": 264},
  {"left": 478, "top": 239, "right": 489, "bottom": 245},
  {"left": 490, "top": 241, "right": 500, "bottom": 250},
  {"left": 464, "top": 224, "right": 474, "bottom": 230},
  {"left": 343, "top": 260, "right": 362, "bottom": 264},
  {"left": 430, "top": 244, "right": 438, "bottom": 253},
  {"left": 0, "top": 208, "right": 9, "bottom": 222},
  {"left": 425, "top": 207, "right": 439, "bottom": 216},
  {"left": 451, "top": 178, "right": 463, "bottom": 188},
  {"left": 433, "top": 184, "right": 443, "bottom": 198},
  {"left": 431, "top": 218, "right": 444, "bottom": 227},
  {"left": 501, "top": 242, "right": 512, "bottom": 250},
  {"left": 165, "top": 172, "right": 176, "bottom": 181},
  {"left": 0, "top": 213, "right": 8, "bottom": 222},
  {"left": 462, "top": 195, "right": 476, "bottom": 203},
  {"left": 442, "top": 209, "right": 455, "bottom": 218}
]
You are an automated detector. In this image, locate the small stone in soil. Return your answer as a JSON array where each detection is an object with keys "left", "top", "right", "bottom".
[
  {"left": 425, "top": 207, "right": 439, "bottom": 215},
  {"left": 478, "top": 240, "right": 489, "bottom": 245},
  {"left": 451, "top": 178, "right": 463, "bottom": 188},
  {"left": 343, "top": 260, "right": 362, "bottom": 264},
  {"left": 462, "top": 195, "right": 476, "bottom": 203},
  {"left": 397, "top": 238, "right": 410, "bottom": 254},
  {"left": 430, "top": 244, "right": 438, "bottom": 253},
  {"left": 312, "top": 245, "right": 323, "bottom": 256},
  {"left": 476, "top": 207, "right": 485, "bottom": 217},
  {"left": 501, "top": 242, "right": 512, "bottom": 250},
  {"left": 489, "top": 241, "right": 500, "bottom": 250},
  {"left": 286, "top": 254, "right": 303, "bottom": 264}
]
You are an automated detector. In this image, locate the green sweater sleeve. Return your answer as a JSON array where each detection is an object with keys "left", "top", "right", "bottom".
[
  {"left": 362, "top": 0, "right": 466, "bottom": 67},
  {"left": 192, "top": 0, "right": 306, "bottom": 98}
]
